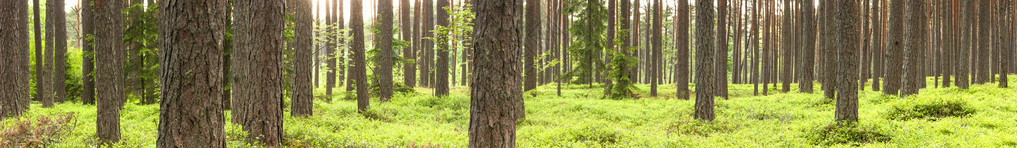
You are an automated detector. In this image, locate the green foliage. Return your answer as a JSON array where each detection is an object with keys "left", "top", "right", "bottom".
[
  {"left": 803, "top": 123, "right": 892, "bottom": 146},
  {"left": 562, "top": 0, "right": 608, "bottom": 84},
  {"left": 607, "top": 29, "right": 635, "bottom": 99},
  {"left": 666, "top": 120, "right": 739, "bottom": 136},
  {"left": 122, "top": 3, "right": 161, "bottom": 103},
  {"left": 885, "top": 96, "right": 977, "bottom": 120}
]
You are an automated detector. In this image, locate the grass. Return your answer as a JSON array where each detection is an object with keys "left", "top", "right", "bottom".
[{"left": 2, "top": 75, "right": 1016, "bottom": 147}]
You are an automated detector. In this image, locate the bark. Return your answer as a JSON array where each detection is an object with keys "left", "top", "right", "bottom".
[
  {"left": 54, "top": 0, "right": 67, "bottom": 103},
  {"left": 468, "top": 0, "right": 522, "bottom": 147},
  {"left": 883, "top": 0, "right": 904, "bottom": 95},
  {"left": 676, "top": 0, "right": 690, "bottom": 100},
  {"left": 95, "top": 0, "right": 124, "bottom": 144},
  {"left": 650, "top": 0, "right": 662, "bottom": 97},
  {"left": 957, "top": 0, "right": 971, "bottom": 89},
  {"left": 435, "top": 0, "right": 450, "bottom": 96},
  {"left": 291, "top": 0, "right": 314, "bottom": 117},
  {"left": 631, "top": 0, "right": 640, "bottom": 83},
  {"left": 835, "top": 0, "right": 859, "bottom": 123},
  {"left": 35, "top": 0, "right": 52, "bottom": 108},
  {"left": 45, "top": 0, "right": 55, "bottom": 106},
  {"left": 524, "top": 0, "right": 540, "bottom": 91},
  {"left": 800, "top": 0, "right": 815, "bottom": 93},
  {"left": 421, "top": 0, "right": 433, "bottom": 88},
  {"left": 0, "top": 0, "right": 30, "bottom": 119},
  {"left": 871, "top": 0, "right": 884, "bottom": 91},
  {"left": 694, "top": 0, "right": 716, "bottom": 121},
  {"left": 977, "top": 0, "right": 990, "bottom": 84},
  {"left": 80, "top": 0, "right": 95, "bottom": 105},
  {"left": 822, "top": 0, "right": 836, "bottom": 98},
  {"left": 379, "top": 0, "right": 394, "bottom": 101},
  {"left": 325, "top": 0, "right": 336, "bottom": 99},
  {"left": 156, "top": 0, "right": 227, "bottom": 146},
  {"left": 752, "top": 0, "right": 761, "bottom": 96},
  {"left": 781, "top": 0, "right": 792, "bottom": 93},
  {"left": 402, "top": 0, "right": 415, "bottom": 87},
  {"left": 351, "top": 0, "right": 370, "bottom": 112},
  {"left": 234, "top": 0, "right": 285, "bottom": 146},
  {"left": 604, "top": 0, "right": 615, "bottom": 96},
  {"left": 901, "top": 0, "right": 925, "bottom": 97}
]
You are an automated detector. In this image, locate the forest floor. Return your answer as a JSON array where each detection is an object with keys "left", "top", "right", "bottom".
[{"left": 2, "top": 76, "right": 1016, "bottom": 147}]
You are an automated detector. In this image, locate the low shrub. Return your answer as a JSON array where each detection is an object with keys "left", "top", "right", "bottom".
[
  {"left": 885, "top": 97, "right": 976, "bottom": 120},
  {"left": 665, "top": 120, "right": 739, "bottom": 136},
  {"left": 0, "top": 113, "right": 78, "bottom": 147},
  {"left": 803, "top": 123, "right": 891, "bottom": 146}
]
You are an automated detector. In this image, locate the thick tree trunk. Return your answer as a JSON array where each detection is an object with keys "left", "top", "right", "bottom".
[
  {"left": 694, "top": 0, "right": 716, "bottom": 121},
  {"left": 233, "top": 0, "right": 285, "bottom": 146},
  {"left": 957, "top": 0, "right": 971, "bottom": 89},
  {"left": 95, "top": 0, "right": 125, "bottom": 144},
  {"left": 676, "top": 0, "right": 690, "bottom": 100},
  {"left": 800, "top": 0, "right": 815, "bottom": 93},
  {"left": 435, "top": 0, "right": 450, "bottom": 96},
  {"left": 835, "top": 0, "right": 859, "bottom": 123},
  {"left": 901, "top": 0, "right": 926, "bottom": 97},
  {"left": 156, "top": 0, "right": 227, "bottom": 146},
  {"left": 883, "top": 0, "right": 904, "bottom": 95},
  {"left": 781, "top": 0, "right": 793, "bottom": 93},
  {"left": 0, "top": 0, "right": 30, "bottom": 119},
  {"left": 291, "top": 0, "right": 314, "bottom": 117},
  {"left": 822, "top": 0, "right": 836, "bottom": 99},
  {"left": 468, "top": 0, "right": 522, "bottom": 147},
  {"left": 976, "top": 0, "right": 991, "bottom": 84}
]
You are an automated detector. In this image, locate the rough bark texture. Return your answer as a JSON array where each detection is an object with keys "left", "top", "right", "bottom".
[
  {"left": 45, "top": 0, "right": 56, "bottom": 106},
  {"left": 468, "top": 0, "right": 521, "bottom": 147},
  {"left": 752, "top": 0, "right": 761, "bottom": 95},
  {"left": 780, "top": 0, "right": 792, "bottom": 93},
  {"left": 95, "top": 0, "right": 125, "bottom": 144},
  {"left": 651, "top": 0, "right": 662, "bottom": 97},
  {"left": 35, "top": 0, "right": 52, "bottom": 108},
  {"left": 53, "top": 0, "right": 66, "bottom": 103},
  {"left": 676, "top": 0, "right": 690, "bottom": 100},
  {"left": 156, "top": 0, "right": 227, "bottom": 146},
  {"left": 434, "top": 0, "right": 450, "bottom": 97},
  {"left": 710, "top": 0, "right": 726, "bottom": 98},
  {"left": 402, "top": 0, "right": 415, "bottom": 87},
  {"left": 883, "top": 0, "right": 904, "bottom": 95},
  {"left": 871, "top": 0, "right": 883, "bottom": 91},
  {"left": 901, "top": 0, "right": 925, "bottom": 97},
  {"left": 524, "top": 0, "right": 540, "bottom": 91},
  {"left": 351, "top": 0, "right": 370, "bottom": 112},
  {"left": 976, "top": 0, "right": 990, "bottom": 84},
  {"left": 233, "top": 0, "right": 285, "bottom": 146},
  {"left": 291, "top": 0, "right": 314, "bottom": 117},
  {"left": 81, "top": 0, "right": 95, "bottom": 105},
  {"left": 835, "top": 0, "right": 859, "bottom": 123},
  {"left": 694, "top": 0, "right": 716, "bottom": 121},
  {"left": 421, "top": 0, "right": 433, "bottom": 88},
  {"left": 957, "top": 0, "right": 971, "bottom": 89},
  {"left": 800, "top": 0, "right": 815, "bottom": 93},
  {"left": 0, "top": 0, "right": 29, "bottom": 119},
  {"left": 325, "top": 0, "right": 336, "bottom": 99},
  {"left": 821, "top": 0, "right": 835, "bottom": 98},
  {"left": 378, "top": 0, "right": 394, "bottom": 101}
]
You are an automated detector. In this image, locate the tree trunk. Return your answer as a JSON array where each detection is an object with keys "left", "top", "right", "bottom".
[
  {"left": 957, "top": 0, "right": 971, "bottom": 89},
  {"left": 977, "top": 0, "right": 990, "bottom": 84},
  {"left": 781, "top": 0, "right": 793, "bottom": 93},
  {"left": 694, "top": 0, "right": 716, "bottom": 121},
  {"left": 291, "top": 0, "right": 314, "bottom": 117},
  {"left": 525, "top": 0, "right": 540, "bottom": 92},
  {"left": 95, "top": 0, "right": 124, "bottom": 144},
  {"left": 800, "top": 0, "right": 815, "bottom": 93},
  {"left": 156, "top": 0, "right": 227, "bottom": 146},
  {"left": 752, "top": 0, "right": 761, "bottom": 96},
  {"left": 325, "top": 0, "right": 337, "bottom": 100},
  {"left": 81, "top": 0, "right": 96, "bottom": 105},
  {"left": 883, "top": 0, "right": 904, "bottom": 95},
  {"left": 0, "top": 0, "right": 30, "bottom": 119},
  {"left": 871, "top": 0, "right": 884, "bottom": 91},
  {"left": 835, "top": 0, "right": 859, "bottom": 123},
  {"left": 421, "top": 0, "right": 433, "bottom": 88},
  {"left": 468, "top": 0, "right": 521, "bottom": 147},
  {"left": 350, "top": 0, "right": 370, "bottom": 113},
  {"left": 379, "top": 0, "right": 394, "bottom": 101},
  {"left": 901, "top": 0, "right": 925, "bottom": 97},
  {"left": 435, "top": 0, "right": 450, "bottom": 96},
  {"left": 402, "top": 0, "right": 415, "bottom": 87},
  {"left": 676, "top": 0, "right": 690, "bottom": 100},
  {"left": 35, "top": 0, "right": 52, "bottom": 108},
  {"left": 631, "top": 0, "right": 640, "bottom": 83},
  {"left": 233, "top": 0, "right": 285, "bottom": 146}
]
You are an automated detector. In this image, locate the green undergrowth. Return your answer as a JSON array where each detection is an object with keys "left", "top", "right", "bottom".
[{"left": 1, "top": 76, "right": 1016, "bottom": 147}]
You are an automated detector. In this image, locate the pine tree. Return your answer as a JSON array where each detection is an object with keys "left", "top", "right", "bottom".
[
  {"left": 835, "top": 0, "right": 859, "bottom": 123},
  {"left": 34, "top": 0, "right": 51, "bottom": 108},
  {"left": 525, "top": 0, "right": 541, "bottom": 91},
  {"left": 694, "top": 0, "right": 716, "bottom": 121},
  {"left": 156, "top": 0, "right": 227, "bottom": 146},
  {"left": 468, "top": 0, "right": 522, "bottom": 146},
  {"left": 233, "top": 0, "right": 285, "bottom": 145},
  {"left": 95, "top": 0, "right": 125, "bottom": 144},
  {"left": 291, "top": 0, "right": 314, "bottom": 117},
  {"left": 883, "top": 0, "right": 904, "bottom": 95},
  {"left": 799, "top": 0, "right": 815, "bottom": 93},
  {"left": 901, "top": 0, "right": 926, "bottom": 97},
  {"left": 379, "top": 0, "right": 394, "bottom": 101},
  {"left": 676, "top": 0, "right": 690, "bottom": 100}
]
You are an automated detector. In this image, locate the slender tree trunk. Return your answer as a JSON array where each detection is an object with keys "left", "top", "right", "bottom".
[
  {"left": 525, "top": 0, "right": 540, "bottom": 92},
  {"left": 835, "top": 0, "right": 859, "bottom": 123},
  {"left": 677, "top": 0, "right": 690, "bottom": 100},
  {"left": 291, "top": 0, "right": 314, "bottom": 117},
  {"left": 883, "top": 0, "right": 904, "bottom": 95},
  {"left": 957, "top": 0, "right": 971, "bottom": 89},
  {"left": 435, "top": 0, "right": 450, "bottom": 96},
  {"left": 379, "top": 0, "right": 394, "bottom": 101},
  {"left": 800, "top": 0, "right": 815, "bottom": 93},
  {"left": 325, "top": 0, "right": 337, "bottom": 101},
  {"left": 871, "top": 0, "right": 884, "bottom": 91},
  {"left": 408, "top": 0, "right": 420, "bottom": 88},
  {"left": 694, "top": 0, "right": 716, "bottom": 121},
  {"left": 780, "top": 0, "right": 793, "bottom": 93},
  {"left": 651, "top": 0, "right": 663, "bottom": 97},
  {"left": 156, "top": 0, "right": 227, "bottom": 146},
  {"left": 351, "top": 0, "right": 370, "bottom": 113},
  {"left": 631, "top": 0, "right": 640, "bottom": 83},
  {"left": 752, "top": 0, "right": 761, "bottom": 96},
  {"left": 35, "top": 0, "right": 52, "bottom": 108},
  {"left": 81, "top": 0, "right": 96, "bottom": 105},
  {"left": 421, "top": 0, "right": 433, "bottom": 88}
]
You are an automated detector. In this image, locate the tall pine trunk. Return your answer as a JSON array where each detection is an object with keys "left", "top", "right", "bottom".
[
  {"left": 835, "top": 0, "right": 859, "bottom": 123},
  {"left": 694, "top": 0, "right": 716, "bottom": 121},
  {"left": 291, "top": 0, "right": 314, "bottom": 117},
  {"left": 468, "top": 0, "right": 522, "bottom": 146},
  {"left": 95, "top": 0, "right": 125, "bottom": 144}
]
